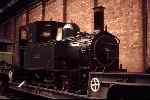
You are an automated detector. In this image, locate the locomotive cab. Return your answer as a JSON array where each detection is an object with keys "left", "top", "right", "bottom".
[
  {"left": 19, "top": 21, "right": 65, "bottom": 68},
  {"left": 19, "top": 21, "right": 66, "bottom": 44}
]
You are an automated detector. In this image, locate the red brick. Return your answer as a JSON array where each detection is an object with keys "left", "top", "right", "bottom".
[
  {"left": 66, "top": 0, "right": 92, "bottom": 32},
  {"left": 146, "top": 0, "right": 150, "bottom": 69},
  {"left": 0, "top": 0, "right": 149, "bottom": 72},
  {"left": 96, "top": 0, "right": 144, "bottom": 72},
  {"left": 29, "top": 5, "right": 42, "bottom": 23},
  {"left": 45, "top": 0, "right": 57, "bottom": 21}
]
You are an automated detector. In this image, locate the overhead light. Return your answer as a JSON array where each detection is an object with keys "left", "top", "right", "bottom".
[
  {"left": 0, "top": 0, "right": 18, "bottom": 13},
  {"left": 7, "top": 0, "right": 18, "bottom": 7}
]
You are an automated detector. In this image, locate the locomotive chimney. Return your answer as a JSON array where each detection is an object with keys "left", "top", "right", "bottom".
[{"left": 93, "top": 6, "right": 105, "bottom": 32}]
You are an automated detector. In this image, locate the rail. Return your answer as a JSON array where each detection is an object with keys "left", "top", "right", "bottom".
[{"left": 9, "top": 82, "right": 90, "bottom": 99}]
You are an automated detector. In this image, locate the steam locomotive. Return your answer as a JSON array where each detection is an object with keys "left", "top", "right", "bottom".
[{"left": 11, "top": 21, "right": 120, "bottom": 94}]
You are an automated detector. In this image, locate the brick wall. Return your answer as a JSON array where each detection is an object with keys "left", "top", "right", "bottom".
[
  {"left": 29, "top": 4, "right": 42, "bottom": 23},
  {"left": 45, "top": 0, "right": 57, "bottom": 21},
  {"left": 96, "top": 0, "right": 144, "bottom": 72},
  {"left": 147, "top": 0, "right": 150, "bottom": 69},
  {"left": 66, "top": 0, "right": 92, "bottom": 32},
  {"left": 0, "top": 0, "right": 149, "bottom": 72}
]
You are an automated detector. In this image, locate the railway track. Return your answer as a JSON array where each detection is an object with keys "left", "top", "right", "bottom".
[
  {"left": 4, "top": 88, "right": 48, "bottom": 99},
  {"left": 0, "top": 69, "right": 92, "bottom": 99},
  {"left": 9, "top": 82, "right": 90, "bottom": 99}
]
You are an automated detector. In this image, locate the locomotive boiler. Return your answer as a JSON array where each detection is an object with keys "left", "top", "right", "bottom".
[{"left": 11, "top": 21, "right": 120, "bottom": 94}]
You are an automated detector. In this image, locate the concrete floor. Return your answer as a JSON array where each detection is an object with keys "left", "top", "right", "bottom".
[{"left": 0, "top": 96, "right": 9, "bottom": 99}]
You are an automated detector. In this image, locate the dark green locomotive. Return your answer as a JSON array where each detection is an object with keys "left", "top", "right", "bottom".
[{"left": 12, "top": 21, "right": 119, "bottom": 95}]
